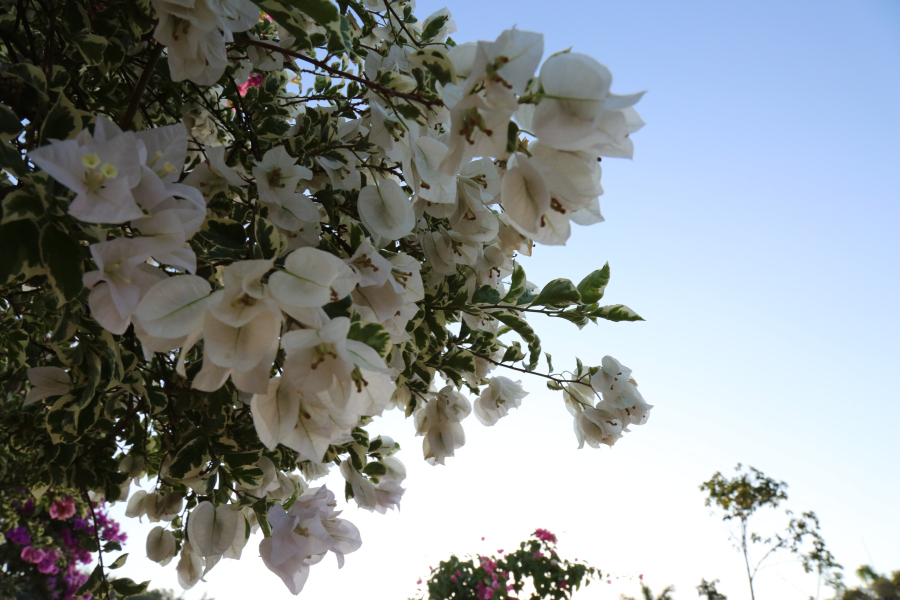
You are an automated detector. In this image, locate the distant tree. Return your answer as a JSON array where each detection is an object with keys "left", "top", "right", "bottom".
[
  {"left": 696, "top": 578, "right": 727, "bottom": 600},
  {"left": 700, "top": 464, "right": 842, "bottom": 600},
  {"left": 839, "top": 566, "right": 900, "bottom": 600},
  {"left": 622, "top": 582, "right": 676, "bottom": 600}
]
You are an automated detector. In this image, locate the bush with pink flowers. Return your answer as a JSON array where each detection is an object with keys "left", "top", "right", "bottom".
[
  {"left": 0, "top": 488, "right": 126, "bottom": 600},
  {"left": 415, "top": 530, "right": 598, "bottom": 600}
]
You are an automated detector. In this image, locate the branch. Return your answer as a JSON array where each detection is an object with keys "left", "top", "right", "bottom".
[
  {"left": 382, "top": 1, "right": 422, "bottom": 48},
  {"left": 120, "top": 42, "right": 163, "bottom": 130},
  {"left": 231, "top": 38, "right": 443, "bottom": 108},
  {"left": 470, "top": 351, "right": 591, "bottom": 388},
  {"left": 81, "top": 492, "right": 112, "bottom": 599}
]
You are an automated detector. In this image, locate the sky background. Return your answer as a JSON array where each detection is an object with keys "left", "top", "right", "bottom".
[{"left": 112, "top": 1, "right": 900, "bottom": 598}]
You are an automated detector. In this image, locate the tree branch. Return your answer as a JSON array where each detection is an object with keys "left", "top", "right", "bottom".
[
  {"left": 230, "top": 38, "right": 443, "bottom": 108},
  {"left": 120, "top": 42, "right": 163, "bottom": 130}
]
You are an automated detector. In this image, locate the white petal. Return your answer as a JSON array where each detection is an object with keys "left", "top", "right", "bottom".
[
  {"left": 357, "top": 180, "right": 415, "bottom": 241},
  {"left": 187, "top": 501, "right": 240, "bottom": 558},
  {"left": 269, "top": 247, "right": 359, "bottom": 308},
  {"left": 135, "top": 275, "right": 211, "bottom": 339},
  {"left": 251, "top": 378, "right": 300, "bottom": 450},
  {"left": 146, "top": 526, "right": 177, "bottom": 563}
]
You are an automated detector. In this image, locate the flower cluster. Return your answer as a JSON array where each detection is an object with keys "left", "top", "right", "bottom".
[
  {"left": 0, "top": 491, "right": 125, "bottom": 600},
  {"left": 2, "top": 0, "right": 654, "bottom": 596},
  {"left": 418, "top": 529, "right": 597, "bottom": 600}
]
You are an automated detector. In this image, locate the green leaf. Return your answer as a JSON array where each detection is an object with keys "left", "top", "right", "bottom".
[
  {"left": 576, "top": 263, "right": 610, "bottom": 305},
  {"left": 0, "top": 103, "right": 22, "bottom": 140},
  {"left": 494, "top": 312, "right": 541, "bottom": 371},
  {"left": 222, "top": 450, "right": 263, "bottom": 469},
  {"left": 48, "top": 66, "right": 70, "bottom": 91},
  {"left": 72, "top": 34, "right": 109, "bottom": 67},
  {"left": 250, "top": 1, "right": 313, "bottom": 50},
  {"left": 76, "top": 564, "right": 105, "bottom": 596},
  {"left": 590, "top": 304, "right": 644, "bottom": 322},
  {"left": 502, "top": 263, "right": 526, "bottom": 303},
  {"left": 40, "top": 223, "right": 85, "bottom": 303},
  {"left": 506, "top": 120, "right": 520, "bottom": 155},
  {"left": 5, "top": 63, "right": 47, "bottom": 96},
  {"left": 108, "top": 553, "right": 128, "bottom": 569},
  {"left": 110, "top": 578, "right": 150, "bottom": 597},
  {"left": 254, "top": 216, "right": 283, "bottom": 259},
  {"left": 362, "top": 461, "right": 387, "bottom": 477},
  {"left": 0, "top": 219, "right": 44, "bottom": 285},
  {"left": 41, "top": 93, "right": 82, "bottom": 144},
  {"left": 1, "top": 189, "right": 44, "bottom": 224},
  {"left": 530, "top": 278, "right": 581, "bottom": 308},
  {"left": 419, "top": 14, "right": 448, "bottom": 43},
  {"left": 348, "top": 320, "right": 391, "bottom": 358},
  {"left": 472, "top": 285, "right": 501, "bottom": 305},
  {"left": 167, "top": 436, "right": 209, "bottom": 480}
]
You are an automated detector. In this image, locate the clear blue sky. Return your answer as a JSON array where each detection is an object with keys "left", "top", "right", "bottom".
[{"left": 113, "top": 1, "right": 900, "bottom": 598}]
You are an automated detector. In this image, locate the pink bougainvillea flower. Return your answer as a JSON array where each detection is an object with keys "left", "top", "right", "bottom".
[
  {"left": 237, "top": 74, "right": 264, "bottom": 96},
  {"left": 49, "top": 496, "right": 77, "bottom": 520},
  {"left": 21, "top": 546, "right": 46, "bottom": 564}
]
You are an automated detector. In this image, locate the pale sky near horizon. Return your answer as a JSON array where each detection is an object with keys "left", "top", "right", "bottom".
[{"left": 111, "top": 1, "right": 900, "bottom": 598}]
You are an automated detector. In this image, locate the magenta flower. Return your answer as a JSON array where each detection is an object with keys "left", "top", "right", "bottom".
[
  {"left": 21, "top": 546, "right": 46, "bottom": 564},
  {"left": 534, "top": 528, "right": 557, "bottom": 544},
  {"left": 49, "top": 496, "right": 76, "bottom": 520},
  {"left": 237, "top": 74, "right": 264, "bottom": 96},
  {"left": 6, "top": 526, "right": 31, "bottom": 545}
]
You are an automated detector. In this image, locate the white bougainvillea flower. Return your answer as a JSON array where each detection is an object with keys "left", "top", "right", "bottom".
[
  {"left": 175, "top": 541, "right": 204, "bottom": 589},
  {"left": 23, "top": 367, "right": 69, "bottom": 406},
  {"left": 317, "top": 149, "right": 360, "bottom": 192},
  {"left": 135, "top": 274, "right": 212, "bottom": 339},
  {"left": 574, "top": 407, "right": 624, "bottom": 448},
  {"left": 28, "top": 128, "right": 143, "bottom": 224},
  {"left": 340, "top": 461, "right": 377, "bottom": 510},
  {"left": 439, "top": 87, "right": 518, "bottom": 177},
  {"left": 415, "top": 386, "right": 471, "bottom": 465},
  {"left": 263, "top": 193, "right": 319, "bottom": 231},
  {"left": 346, "top": 241, "right": 394, "bottom": 288},
  {"left": 357, "top": 179, "right": 416, "bottom": 241},
  {"left": 474, "top": 376, "right": 527, "bottom": 426},
  {"left": 531, "top": 51, "right": 645, "bottom": 152},
  {"left": 447, "top": 42, "right": 477, "bottom": 79},
  {"left": 261, "top": 486, "right": 361, "bottom": 593},
  {"left": 406, "top": 137, "right": 457, "bottom": 205},
  {"left": 269, "top": 247, "right": 359, "bottom": 308},
  {"left": 83, "top": 240, "right": 168, "bottom": 334},
  {"left": 136, "top": 122, "right": 189, "bottom": 182},
  {"left": 251, "top": 378, "right": 300, "bottom": 451},
  {"left": 207, "top": 259, "right": 275, "bottom": 327},
  {"left": 187, "top": 501, "right": 240, "bottom": 558},
  {"left": 282, "top": 317, "right": 359, "bottom": 394},
  {"left": 202, "top": 308, "right": 281, "bottom": 372},
  {"left": 146, "top": 526, "right": 177, "bottom": 565},
  {"left": 469, "top": 28, "right": 543, "bottom": 95},
  {"left": 252, "top": 145, "right": 312, "bottom": 207},
  {"left": 530, "top": 142, "right": 603, "bottom": 213},
  {"left": 500, "top": 153, "right": 550, "bottom": 237}
]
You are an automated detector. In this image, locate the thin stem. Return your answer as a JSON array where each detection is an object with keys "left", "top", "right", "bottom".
[
  {"left": 120, "top": 42, "right": 163, "bottom": 130},
  {"left": 231, "top": 38, "right": 442, "bottom": 108},
  {"left": 742, "top": 519, "right": 756, "bottom": 600},
  {"left": 470, "top": 351, "right": 590, "bottom": 387},
  {"left": 382, "top": 1, "right": 421, "bottom": 48},
  {"left": 82, "top": 493, "right": 111, "bottom": 599}
]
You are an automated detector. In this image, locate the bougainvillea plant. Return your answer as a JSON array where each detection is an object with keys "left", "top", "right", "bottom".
[
  {"left": 0, "top": 487, "right": 127, "bottom": 600},
  {"left": 0, "top": 0, "right": 652, "bottom": 596},
  {"left": 415, "top": 529, "right": 598, "bottom": 600}
]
